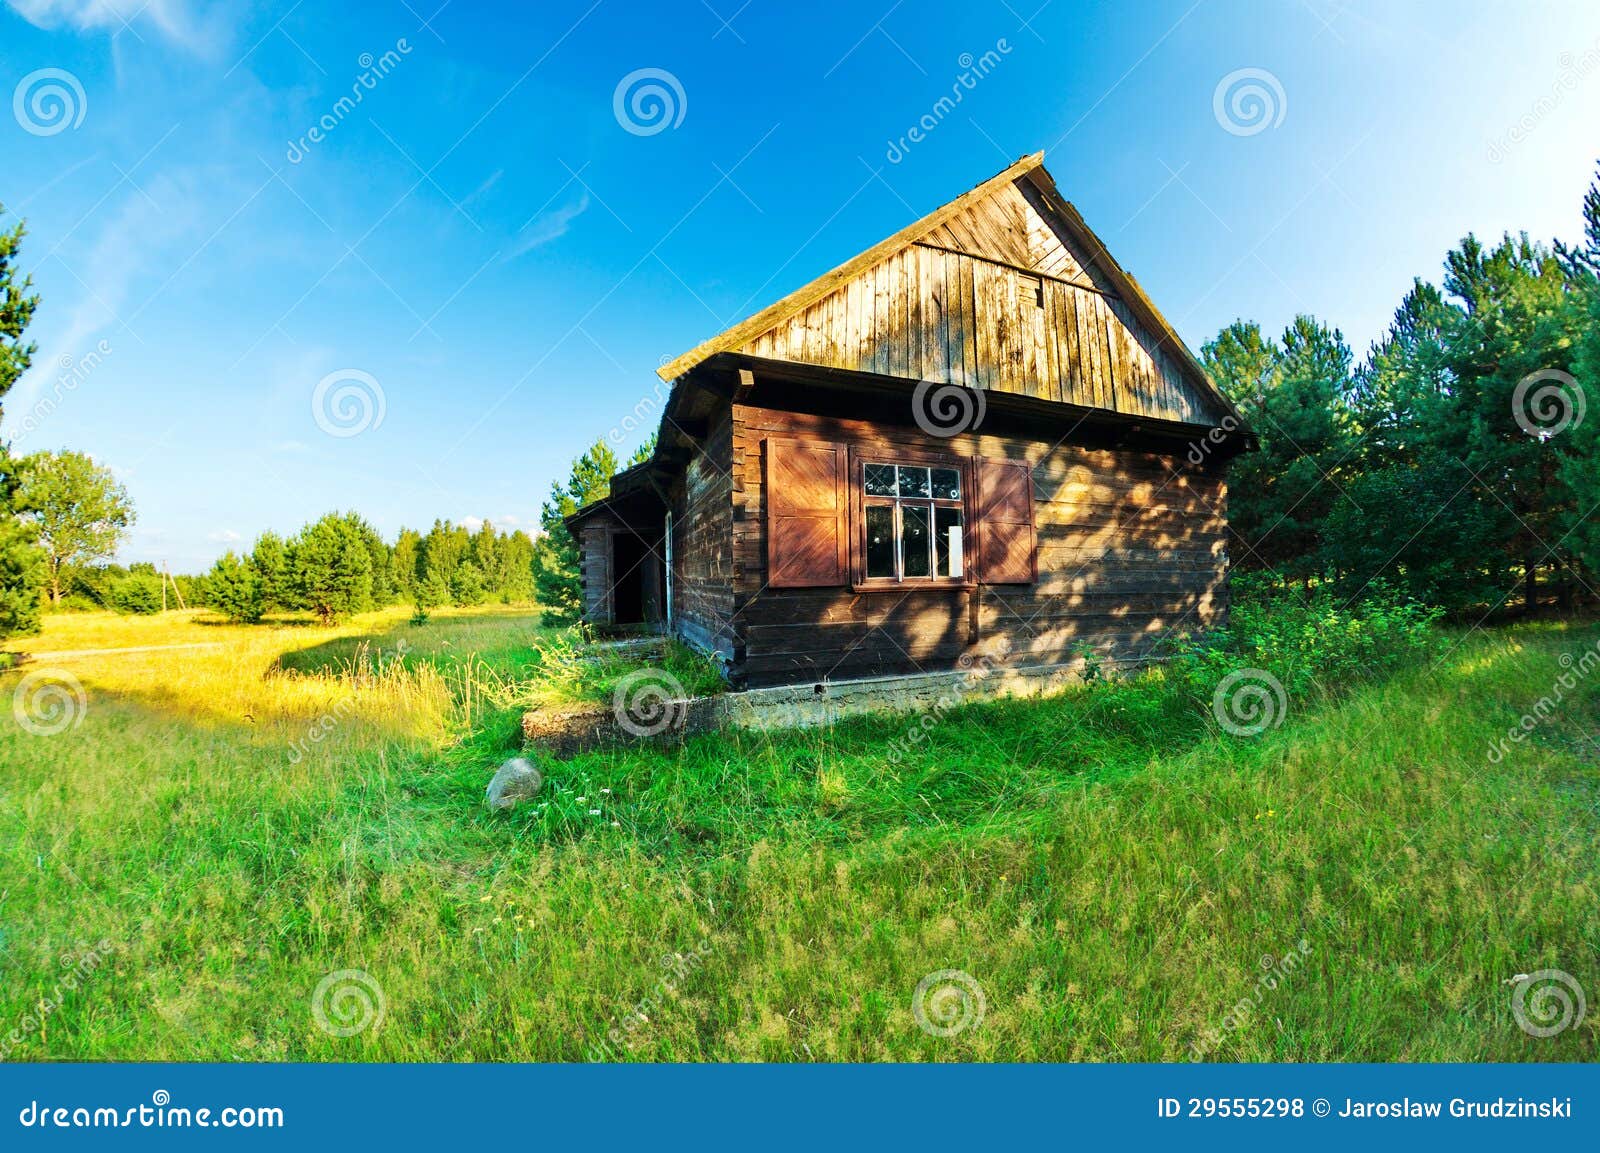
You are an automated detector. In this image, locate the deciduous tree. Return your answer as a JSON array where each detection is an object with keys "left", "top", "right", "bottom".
[{"left": 17, "top": 449, "right": 135, "bottom": 604}]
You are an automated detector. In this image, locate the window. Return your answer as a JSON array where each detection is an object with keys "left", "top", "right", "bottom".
[{"left": 862, "top": 462, "right": 965, "bottom": 582}]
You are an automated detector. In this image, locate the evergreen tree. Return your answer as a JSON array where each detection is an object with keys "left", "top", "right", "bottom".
[
  {"left": 452, "top": 560, "right": 488, "bottom": 606},
  {"left": 418, "top": 519, "right": 470, "bottom": 592},
  {"left": 498, "top": 529, "right": 536, "bottom": 603},
  {"left": 251, "top": 530, "right": 294, "bottom": 614},
  {"left": 208, "top": 551, "right": 264, "bottom": 623},
  {"left": 534, "top": 439, "right": 620, "bottom": 627},
  {"left": 391, "top": 528, "right": 422, "bottom": 599},
  {"left": 0, "top": 204, "right": 45, "bottom": 639},
  {"left": 469, "top": 519, "right": 500, "bottom": 587},
  {"left": 1433, "top": 231, "right": 1582, "bottom": 612},
  {"left": 345, "top": 513, "right": 395, "bottom": 607},
  {"left": 413, "top": 568, "right": 449, "bottom": 619},
  {"left": 1204, "top": 316, "right": 1354, "bottom": 583},
  {"left": 1558, "top": 163, "right": 1600, "bottom": 600},
  {"left": 293, "top": 512, "right": 373, "bottom": 625}
]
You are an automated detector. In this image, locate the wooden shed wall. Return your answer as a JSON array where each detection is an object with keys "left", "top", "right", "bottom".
[
  {"left": 670, "top": 408, "right": 736, "bottom": 659},
  {"left": 736, "top": 179, "right": 1224, "bottom": 427},
  {"left": 730, "top": 404, "right": 1229, "bottom": 687},
  {"left": 578, "top": 516, "right": 614, "bottom": 625}
]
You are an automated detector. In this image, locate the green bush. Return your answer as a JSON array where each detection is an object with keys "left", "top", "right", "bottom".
[
  {"left": 207, "top": 552, "right": 264, "bottom": 623},
  {"left": 1165, "top": 580, "right": 1444, "bottom": 712},
  {"left": 109, "top": 573, "right": 164, "bottom": 615}
]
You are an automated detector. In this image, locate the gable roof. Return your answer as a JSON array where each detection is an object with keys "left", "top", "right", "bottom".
[{"left": 655, "top": 151, "right": 1243, "bottom": 429}]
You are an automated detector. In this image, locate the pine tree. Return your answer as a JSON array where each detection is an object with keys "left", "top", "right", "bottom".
[
  {"left": 1434, "top": 231, "right": 1582, "bottom": 612},
  {"left": 392, "top": 527, "right": 421, "bottom": 599},
  {"left": 0, "top": 204, "right": 45, "bottom": 640},
  {"left": 534, "top": 440, "right": 620, "bottom": 627},
  {"left": 1557, "top": 162, "right": 1600, "bottom": 601},
  {"left": 293, "top": 513, "right": 374, "bottom": 625},
  {"left": 208, "top": 551, "right": 264, "bottom": 623},
  {"left": 451, "top": 560, "right": 487, "bottom": 606},
  {"left": 1204, "top": 316, "right": 1354, "bottom": 583},
  {"left": 251, "top": 531, "right": 295, "bottom": 614},
  {"left": 498, "top": 530, "right": 535, "bottom": 603}
]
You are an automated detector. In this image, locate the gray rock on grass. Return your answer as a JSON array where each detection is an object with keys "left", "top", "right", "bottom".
[{"left": 486, "top": 757, "right": 544, "bottom": 811}]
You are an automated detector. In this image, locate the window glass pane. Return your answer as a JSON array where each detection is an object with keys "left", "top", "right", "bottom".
[
  {"left": 865, "top": 505, "right": 895, "bottom": 578},
  {"left": 935, "top": 507, "right": 964, "bottom": 578},
  {"left": 864, "top": 463, "right": 897, "bottom": 497},
  {"left": 901, "top": 505, "right": 931, "bottom": 577},
  {"left": 897, "top": 466, "right": 931, "bottom": 498},
  {"left": 931, "top": 468, "right": 961, "bottom": 501}
]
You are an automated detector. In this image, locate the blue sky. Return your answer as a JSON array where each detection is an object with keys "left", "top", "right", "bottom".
[{"left": 2, "top": 0, "right": 1598, "bottom": 572}]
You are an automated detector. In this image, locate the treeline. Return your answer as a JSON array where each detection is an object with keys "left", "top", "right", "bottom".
[
  {"left": 207, "top": 513, "right": 536, "bottom": 625},
  {"left": 1207, "top": 162, "right": 1600, "bottom": 617}
]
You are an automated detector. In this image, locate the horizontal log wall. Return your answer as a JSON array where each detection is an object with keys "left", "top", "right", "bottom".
[
  {"left": 731, "top": 405, "right": 1229, "bottom": 687},
  {"left": 671, "top": 408, "right": 736, "bottom": 660}
]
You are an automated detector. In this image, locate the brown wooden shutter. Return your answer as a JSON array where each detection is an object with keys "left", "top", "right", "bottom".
[
  {"left": 977, "top": 457, "right": 1036, "bottom": 584},
  {"left": 766, "top": 438, "right": 849, "bottom": 587}
]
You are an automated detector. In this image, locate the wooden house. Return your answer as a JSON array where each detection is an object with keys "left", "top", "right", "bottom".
[{"left": 566, "top": 152, "right": 1252, "bottom": 690}]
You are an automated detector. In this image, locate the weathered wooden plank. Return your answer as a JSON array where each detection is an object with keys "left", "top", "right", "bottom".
[{"left": 926, "top": 244, "right": 948, "bottom": 383}]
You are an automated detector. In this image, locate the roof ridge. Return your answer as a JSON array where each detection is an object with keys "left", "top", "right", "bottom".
[{"left": 655, "top": 152, "right": 1045, "bottom": 382}]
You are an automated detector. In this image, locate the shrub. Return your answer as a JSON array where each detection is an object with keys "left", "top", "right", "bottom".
[
  {"left": 207, "top": 552, "right": 264, "bottom": 623},
  {"left": 109, "top": 573, "right": 164, "bottom": 615},
  {"left": 1165, "top": 580, "right": 1444, "bottom": 717}
]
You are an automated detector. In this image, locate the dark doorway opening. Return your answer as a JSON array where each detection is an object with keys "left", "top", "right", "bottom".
[{"left": 611, "top": 529, "right": 655, "bottom": 625}]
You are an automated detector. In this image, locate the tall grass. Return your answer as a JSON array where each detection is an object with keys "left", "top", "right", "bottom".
[{"left": 0, "top": 603, "right": 1594, "bottom": 1062}]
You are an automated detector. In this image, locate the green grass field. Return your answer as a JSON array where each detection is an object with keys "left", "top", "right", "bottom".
[{"left": 1, "top": 606, "right": 1596, "bottom": 1061}]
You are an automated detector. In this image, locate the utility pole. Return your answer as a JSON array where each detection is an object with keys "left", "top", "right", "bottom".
[{"left": 161, "top": 561, "right": 187, "bottom": 612}]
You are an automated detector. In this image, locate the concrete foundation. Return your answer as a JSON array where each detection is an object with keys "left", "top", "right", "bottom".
[{"left": 521, "top": 656, "right": 1119, "bottom": 757}]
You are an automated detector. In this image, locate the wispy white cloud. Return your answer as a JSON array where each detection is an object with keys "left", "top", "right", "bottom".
[
  {"left": 7, "top": 0, "right": 226, "bottom": 53},
  {"left": 461, "top": 514, "right": 527, "bottom": 533},
  {"left": 14, "top": 173, "right": 200, "bottom": 416},
  {"left": 504, "top": 193, "right": 589, "bottom": 262}
]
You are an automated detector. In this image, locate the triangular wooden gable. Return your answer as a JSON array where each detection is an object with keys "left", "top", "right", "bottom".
[{"left": 658, "top": 154, "right": 1238, "bottom": 429}]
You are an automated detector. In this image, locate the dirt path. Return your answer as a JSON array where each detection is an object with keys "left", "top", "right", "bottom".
[{"left": 9, "top": 642, "right": 227, "bottom": 661}]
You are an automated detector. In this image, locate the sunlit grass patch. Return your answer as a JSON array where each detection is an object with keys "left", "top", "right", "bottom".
[{"left": 0, "top": 605, "right": 1595, "bottom": 1062}]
